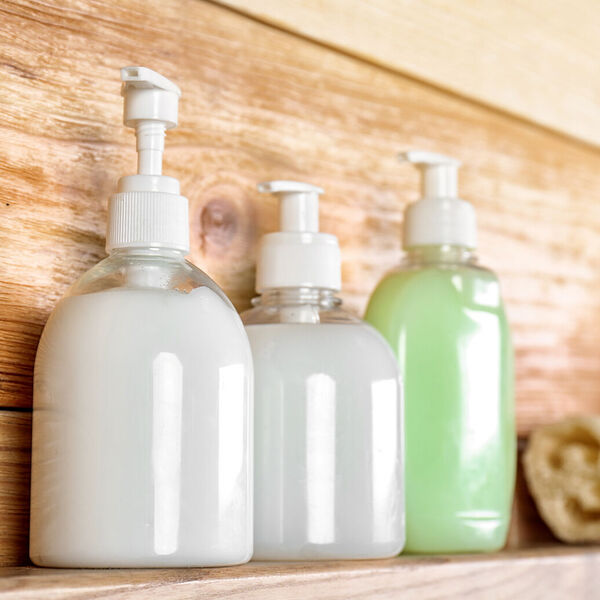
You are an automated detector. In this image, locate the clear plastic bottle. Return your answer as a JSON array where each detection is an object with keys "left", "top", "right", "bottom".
[
  {"left": 243, "top": 181, "right": 404, "bottom": 560},
  {"left": 29, "top": 68, "right": 253, "bottom": 567},
  {"left": 365, "top": 151, "right": 516, "bottom": 553}
]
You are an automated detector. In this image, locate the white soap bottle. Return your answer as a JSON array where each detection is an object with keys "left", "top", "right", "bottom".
[
  {"left": 30, "top": 67, "right": 253, "bottom": 568},
  {"left": 242, "top": 180, "right": 405, "bottom": 560}
]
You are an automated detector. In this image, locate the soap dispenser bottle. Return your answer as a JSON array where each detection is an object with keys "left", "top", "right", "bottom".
[
  {"left": 365, "top": 151, "right": 516, "bottom": 553},
  {"left": 30, "top": 67, "right": 253, "bottom": 567},
  {"left": 242, "top": 181, "right": 404, "bottom": 560}
]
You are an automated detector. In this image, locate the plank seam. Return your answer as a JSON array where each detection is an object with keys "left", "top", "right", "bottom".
[{"left": 202, "top": 0, "right": 600, "bottom": 154}]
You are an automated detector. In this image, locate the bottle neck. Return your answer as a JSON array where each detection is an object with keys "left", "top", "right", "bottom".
[
  {"left": 252, "top": 287, "right": 342, "bottom": 309},
  {"left": 109, "top": 246, "right": 186, "bottom": 261},
  {"left": 404, "top": 244, "right": 477, "bottom": 266}
]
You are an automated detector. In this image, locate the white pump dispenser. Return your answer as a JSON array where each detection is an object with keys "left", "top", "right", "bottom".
[
  {"left": 243, "top": 180, "right": 405, "bottom": 561},
  {"left": 106, "top": 67, "right": 189, "bottom": 253},
  {"left": 400, "top": 150, "right": 476, "bottom": 249},
  {"left": 256, "top": 180, "right": 341, "bottom": 292},
  {"left": 29, "top": 67, "right": 253, "bottom": 568}
]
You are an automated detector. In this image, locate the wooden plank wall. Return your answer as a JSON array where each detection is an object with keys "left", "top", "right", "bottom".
[
  {"left": 1, "top": 0, "right": 600, "bottom": 566},
  {"left": 216, "top": 0, "right": 600, "bottom": 148}
]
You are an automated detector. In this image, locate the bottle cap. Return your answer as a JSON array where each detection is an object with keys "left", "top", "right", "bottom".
[
  {"left": 106, "top": 67, "right": 189, "bottom": 253},
  {"left": 256, "top": 181, "right": 341, "bottom": 292},
  {"left": 399, "top": 150, "right": 476, "bottom": 249}
]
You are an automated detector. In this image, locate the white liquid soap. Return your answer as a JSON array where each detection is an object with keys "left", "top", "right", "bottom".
[
  {"left": 242, "top": 181, "right": 405, "bottom": 560},
  {"left": 30, "top": 67, "right": 253, "bottom": 567}
]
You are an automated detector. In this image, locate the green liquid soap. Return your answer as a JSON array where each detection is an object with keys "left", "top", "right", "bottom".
[{"left": 365, "top": 245, "right": 516, "bottom": 553}]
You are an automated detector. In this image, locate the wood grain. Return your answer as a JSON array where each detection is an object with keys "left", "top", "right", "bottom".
[
  {"left": 0, "top": 412, "right": 31, "bottom": 567},
  {"left": 0, "top": 546, "right": 599, "bottom": 599},
  {"left": 214, "top": 0, "right": 600, "bottom": 148},
  {"left": 2, "top": 0, "right": 600, "bottom": 432}
]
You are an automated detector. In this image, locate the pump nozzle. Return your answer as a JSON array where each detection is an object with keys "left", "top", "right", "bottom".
[
  {"left": 257, "top": 180, "right": 324, "bottom": 233},
  {"left": 255, "top": 180, "right": 340, "bottom": 292},
  {"left": 399, "top": 149, "right": 476, "bottom": 249},
  {"left": 106, "top": 67, "right": 189, "bottom": 253},
  {"left": 399, "top": 151, "right": 461, "bottom": 199},
  {"left": 120, "top": 66, "right": 181, "bottom": 178}
]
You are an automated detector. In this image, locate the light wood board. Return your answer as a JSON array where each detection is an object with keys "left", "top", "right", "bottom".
[
  {"left": 214, "top": 0, "right": 600, "bottom": 148},
  {"left": 1, "top": 546, "right": 599, "bottom": 599}
]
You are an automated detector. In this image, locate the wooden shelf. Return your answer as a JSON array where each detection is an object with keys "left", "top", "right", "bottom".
[{"left": 0, "top": 545, "right": 598, "bottom": 599}]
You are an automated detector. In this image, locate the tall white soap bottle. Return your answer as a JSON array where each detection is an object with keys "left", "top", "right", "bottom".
[
  {"left": 30, "top": 67, "right": 253, "bottom": 568},
  {"left": 242, "top": 181, "right": 404, "bottom": 560}
]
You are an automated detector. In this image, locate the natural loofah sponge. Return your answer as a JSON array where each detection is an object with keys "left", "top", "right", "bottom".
[{"left": 523, "top": 416, "right": 600, "bottom": 543}]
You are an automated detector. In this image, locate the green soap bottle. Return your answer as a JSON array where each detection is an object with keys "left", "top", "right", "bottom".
[{"left": 365, "top": 151, "right": 516, "bottom": 553}]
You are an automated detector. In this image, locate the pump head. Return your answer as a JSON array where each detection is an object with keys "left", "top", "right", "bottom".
[
  {"left": 399, "top": 151, "right": 461, "bottom": 199},
  {"left": 119, "top": 66, "right": 181, "bottom": 183},
  {"left": 255, "top": 180, "right": 341, "bottom": 293},
  {"left": 106, "top": 67, "right": 189, "bottom": 253},
  {"left": 257, "top": 180, "right": 324, "bottom": 233},
  {"left": 399, "top": 149, "right": 476, "bottom": 249}
]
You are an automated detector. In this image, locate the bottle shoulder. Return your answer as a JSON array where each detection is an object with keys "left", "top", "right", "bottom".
[
  {"left": 390, "top": 259, "right": 497, "bottom": 278},
  {"left": 38, "top": 277, "right": 251, "bottom": 365},
  {"left": 241, "top": 303, "right": 361, "bottom": 326},
  {"left": 366, "top": 260, "right": 507, "bottom": 326},
  {"left": 245, "top": 320, "right": 399, "bottom": 370},
  {"left": 66, "top": 253, "right": 231, "bottom": 306},
  {"left": 41, "top": 252, "right": 246, "bottom": 344},
  {"left": 372, "top": 260, "right": 500, "bottom": 296}
]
